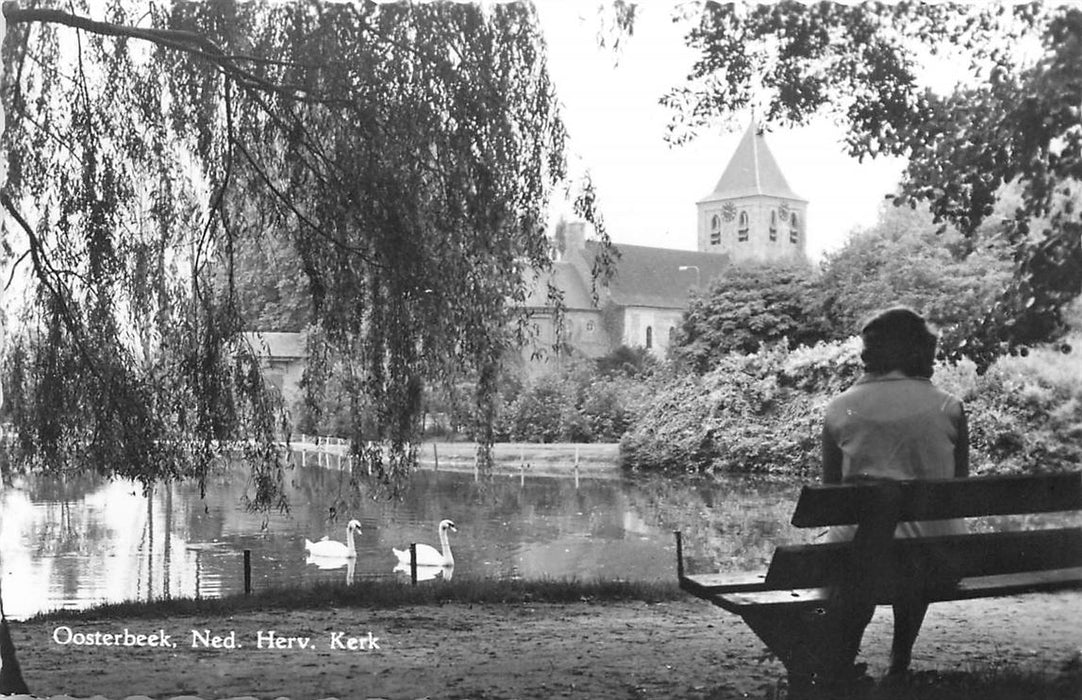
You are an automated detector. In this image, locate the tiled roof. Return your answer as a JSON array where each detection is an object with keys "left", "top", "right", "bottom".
[
  {"left": 587, "top": 242, "right": 730, "bottom": 309},
  {"left": 243, "top": 331, "right": 306, "bottom": 359},
  {"left": 700, "top": 121, "right": 805, "bottom": 202},
  {"left": 522, "top": 261, "right": 598, "bottom": 311}
]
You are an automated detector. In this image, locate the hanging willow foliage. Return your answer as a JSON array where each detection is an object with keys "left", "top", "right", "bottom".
[{"left": 0, "top": 1, "right": 605, "bottom": 508}]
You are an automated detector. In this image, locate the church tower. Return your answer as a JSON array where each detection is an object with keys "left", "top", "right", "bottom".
[{"left": 696, "top": 121, "right": 808, "bottom": 264}]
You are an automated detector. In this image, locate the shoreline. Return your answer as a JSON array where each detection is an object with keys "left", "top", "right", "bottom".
[{"left": 286, "top": 440, "right": 624, "bottom": 477}]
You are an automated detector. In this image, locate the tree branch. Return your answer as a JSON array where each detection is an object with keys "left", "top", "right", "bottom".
[
  {"left": 3, "top": 4, "right": 351, "bottom": 106},
  {"left": 230, "top": 135, "right": 381, "bottom": 267}
]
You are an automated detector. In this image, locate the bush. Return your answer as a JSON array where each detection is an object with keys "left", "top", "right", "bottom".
[
  {"left": 621, "top": 335, "right": 1082, "bottom": 477},
  {"left": 672, "top": 263, "right": 830, "bottom": 373},
  {"left": 620, "top": 344, "right": 825, "bottom": 476},
  {"left": 494, "top": 362, "right": 651, "bottom": 443},
  {"left": 965, "top": 335, "right": 1082, "bottom": 474}
]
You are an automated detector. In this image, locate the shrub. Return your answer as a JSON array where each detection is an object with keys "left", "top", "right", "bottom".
[
  {"left": 672, "top": 263, "right": 830, "bottom": 373},
  {"left": 499, "top": 381, "right": 566, "bottom": 443},
  {"left": 495, "top": 362, "right": 651, "bottom": 443},
  {"left": 621, "top": 334, "right": 1082, "bottom": 477},
  {"left": 620, "top": 344, "right": 824, "bottom": 476},
  {"left": 965, "top": 335, "right": 1082, "bottom": 474}
]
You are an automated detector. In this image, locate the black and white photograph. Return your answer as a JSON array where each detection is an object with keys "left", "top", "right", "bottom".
[{"left": 0, "top": 1, "right": 1078, "bottom": 698}]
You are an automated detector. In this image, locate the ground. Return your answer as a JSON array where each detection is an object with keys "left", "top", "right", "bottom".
[{"left": 8, "top": 590, "right": 1080, "bottom": 700}]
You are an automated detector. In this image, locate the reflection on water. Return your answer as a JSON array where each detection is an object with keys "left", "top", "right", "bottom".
[{"left": 0, "top": 457, "right": 814, "bottom": 619}]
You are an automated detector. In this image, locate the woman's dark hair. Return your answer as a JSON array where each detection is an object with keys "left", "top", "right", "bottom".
[{"left": 860, "top": 307, "right": 937, "bottom": 378}]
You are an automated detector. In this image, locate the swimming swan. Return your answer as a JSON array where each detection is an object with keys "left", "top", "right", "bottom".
[
  {"left": 305, "top": 519, "right": 362, "bottom": 558},
  {"left": 393, "top": 519, "right": 457, "bottom": 567}
]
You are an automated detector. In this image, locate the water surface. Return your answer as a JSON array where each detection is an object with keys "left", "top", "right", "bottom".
[{"left": 0, "top": 457, "right": 810, "bottom": 619}]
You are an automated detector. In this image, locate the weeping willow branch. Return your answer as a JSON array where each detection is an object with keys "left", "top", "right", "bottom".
[
  {"left": 2, "top": 4, "right": 349, "bottom": 105},
  {"left": 0, "top": 192, "right": 138, "bottom": 437},
  {"left": 230, "top": 135, "right": 381, "bottom": 267}
]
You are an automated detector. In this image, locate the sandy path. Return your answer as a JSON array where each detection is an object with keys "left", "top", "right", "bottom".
[{"left": 8, "top": 591, "right": 1081, "bottom": 700}]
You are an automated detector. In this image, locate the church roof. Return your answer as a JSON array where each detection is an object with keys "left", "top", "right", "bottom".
[
  {"left": 243, "top": 331, "right": 306, "bottom": 359},
  {"left": 587, "top": 242, "right": 730, "bottom": 309},
  {"left": 700, "top": 121, "right": 806, "bottom": 203},
  {"left": 523, "top": 261, "right": 598, "bottom": 311},
  {"left": 523, "top": 244, "right": 731, "bottom": 312}
]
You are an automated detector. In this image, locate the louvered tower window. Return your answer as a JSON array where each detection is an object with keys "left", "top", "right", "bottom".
[{"left": 710, "top": 214, "right": 721, "bottom": 245}]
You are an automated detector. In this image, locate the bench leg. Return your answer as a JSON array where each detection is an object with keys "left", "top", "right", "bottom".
[
  {"left": 737, "top": 484, "right": 907, "bottom": 687},
  {"left": 739, "top": 603, "right": 851, "bottom": 686}
]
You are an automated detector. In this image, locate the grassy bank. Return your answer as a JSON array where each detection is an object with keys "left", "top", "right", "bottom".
[{"left": 25, "top": 576, "right": 681, "bottom": 622}]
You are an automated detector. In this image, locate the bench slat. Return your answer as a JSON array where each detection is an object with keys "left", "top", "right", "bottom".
[
  {"left": 950, "top": 566, "right": 1082, "bottom": 599},
  {"left": 791, "top": 472, "right": 1082, "bottom": 527},
  {"left": 709, "top": 566, "right": 1082, "bottom": 614},
  {"left": 680, "top": 571, "right": 768, "bottom": 596},
  {"left": 764, "top": 528, "right": 1082, "bottom": 589}
]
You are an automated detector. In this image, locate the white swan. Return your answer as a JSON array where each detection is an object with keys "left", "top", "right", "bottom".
[
  {"left": 393, "top": 519, "right": 457, "bottom": 567},
  {"left": 305, "top": 519, "right": 362, "bottom": 559}
]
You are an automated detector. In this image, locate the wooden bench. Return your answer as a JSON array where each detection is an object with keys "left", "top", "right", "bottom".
[{"left": 675, "top": 471, "right": 1082, "bottom": 683}]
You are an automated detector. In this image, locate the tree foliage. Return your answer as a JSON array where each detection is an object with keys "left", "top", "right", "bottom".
[
  {"left": 819, "top": 201, "right": 1014, "bottom": 357},
  {"left": 672, "top": 262, "right": 829, "bottom": 373},
  {"left": 663, "top": 1, "right": 1081, "bottom": 368},
  {"left": 0, "top": 2, "right": 604, "bottom": 506},
  {"left": 230, "top": 212, "right": 312, "bottom": 332}
]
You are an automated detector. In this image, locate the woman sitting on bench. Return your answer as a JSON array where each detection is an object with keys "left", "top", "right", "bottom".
[{"left": 821, "top": 306, "right": 969, "bottom": 679}]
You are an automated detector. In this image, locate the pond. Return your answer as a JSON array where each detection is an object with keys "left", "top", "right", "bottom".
[
  {"left": 6, "top": 451, "right": 1073, "bottom": 622},
  {"left": 0, "top": 451, "right": 811, "bottom": 620}
]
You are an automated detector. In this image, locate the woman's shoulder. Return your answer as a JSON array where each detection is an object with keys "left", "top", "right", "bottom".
[
  {"left": 826, "top": 374, "right": 964, "bottom": 412},
  {"left": 928, "top": 382, "right": 966, "bottom": 416}
]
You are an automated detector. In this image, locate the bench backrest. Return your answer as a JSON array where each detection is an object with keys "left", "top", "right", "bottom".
[
  {"left": 766, "top": 471, "right": 1082, "bottom": 592},
  {"left": 790, "top": 472, "right": 1081, "bottom": 527},
  {"left": 764, "top": 528, "right": 1082, "bottom": 589}
]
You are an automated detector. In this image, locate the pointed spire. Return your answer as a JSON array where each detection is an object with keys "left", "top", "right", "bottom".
[{"left": 703, "top": 119, "right": 805, "bottom": 202}]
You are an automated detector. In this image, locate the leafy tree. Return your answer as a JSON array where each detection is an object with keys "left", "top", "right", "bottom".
[
  {"left": 0, "top": 2, "right": 606, "bottom": 506},
  {"left": 230, "top": 215, "right": 312, "bottom": 332},
  {"left": 661, "top": 2, "right": 1082, "bottom": 368},
  {"left": 672, "top": 263, "right": 829, "bottom": 373},
  {"left": 819, "top": 200, "right": 1014, "bottom": 357},
  {"left": 594, "top": 344, "right": 655, "bottom": 378}
]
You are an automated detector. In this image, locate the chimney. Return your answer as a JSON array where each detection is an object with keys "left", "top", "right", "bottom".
[{"left": 565, "top": 221, "right": 587, "bottom": 252}]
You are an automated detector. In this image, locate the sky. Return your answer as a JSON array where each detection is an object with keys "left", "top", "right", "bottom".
[{"left": 534, "top": 2, "right": 910, "bottom": 262}]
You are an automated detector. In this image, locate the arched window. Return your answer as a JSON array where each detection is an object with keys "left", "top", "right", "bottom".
[
  {"left": 738, "top": 211, "right": 749, "bottom": 242},
  {"left": 789, "top": 213, "right": 800, "bottom": 244},
  {"left": 769, "top": 210, "right": 778, "bottom": 242},
  {"left": 645, "top": 326, "right": 653, "bottom": 349},
  {"left": 709, "top": 214, "right": 721, "bottom": 245}
]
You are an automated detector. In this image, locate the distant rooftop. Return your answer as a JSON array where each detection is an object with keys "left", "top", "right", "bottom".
[
  {"left": 243, "top": 331, "right": 306, "bottom": 359},
  {"left": 591, "top": 242, "right": 730, "bottom": 308}
]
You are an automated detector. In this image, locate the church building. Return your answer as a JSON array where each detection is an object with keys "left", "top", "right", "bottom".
[{"left": 522, "top": 121, "right": 807, "bottom": 366}]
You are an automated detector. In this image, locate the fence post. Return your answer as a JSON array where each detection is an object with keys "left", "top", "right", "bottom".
[
  {"left": 674, "top": 531, "right": 684, "bottom": 580},
  {"left": 410, "top": 543, "right": 418, "bottom": 586},
  {"left": 244, "top": 549, "right": 252, "bottom": 595}
]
